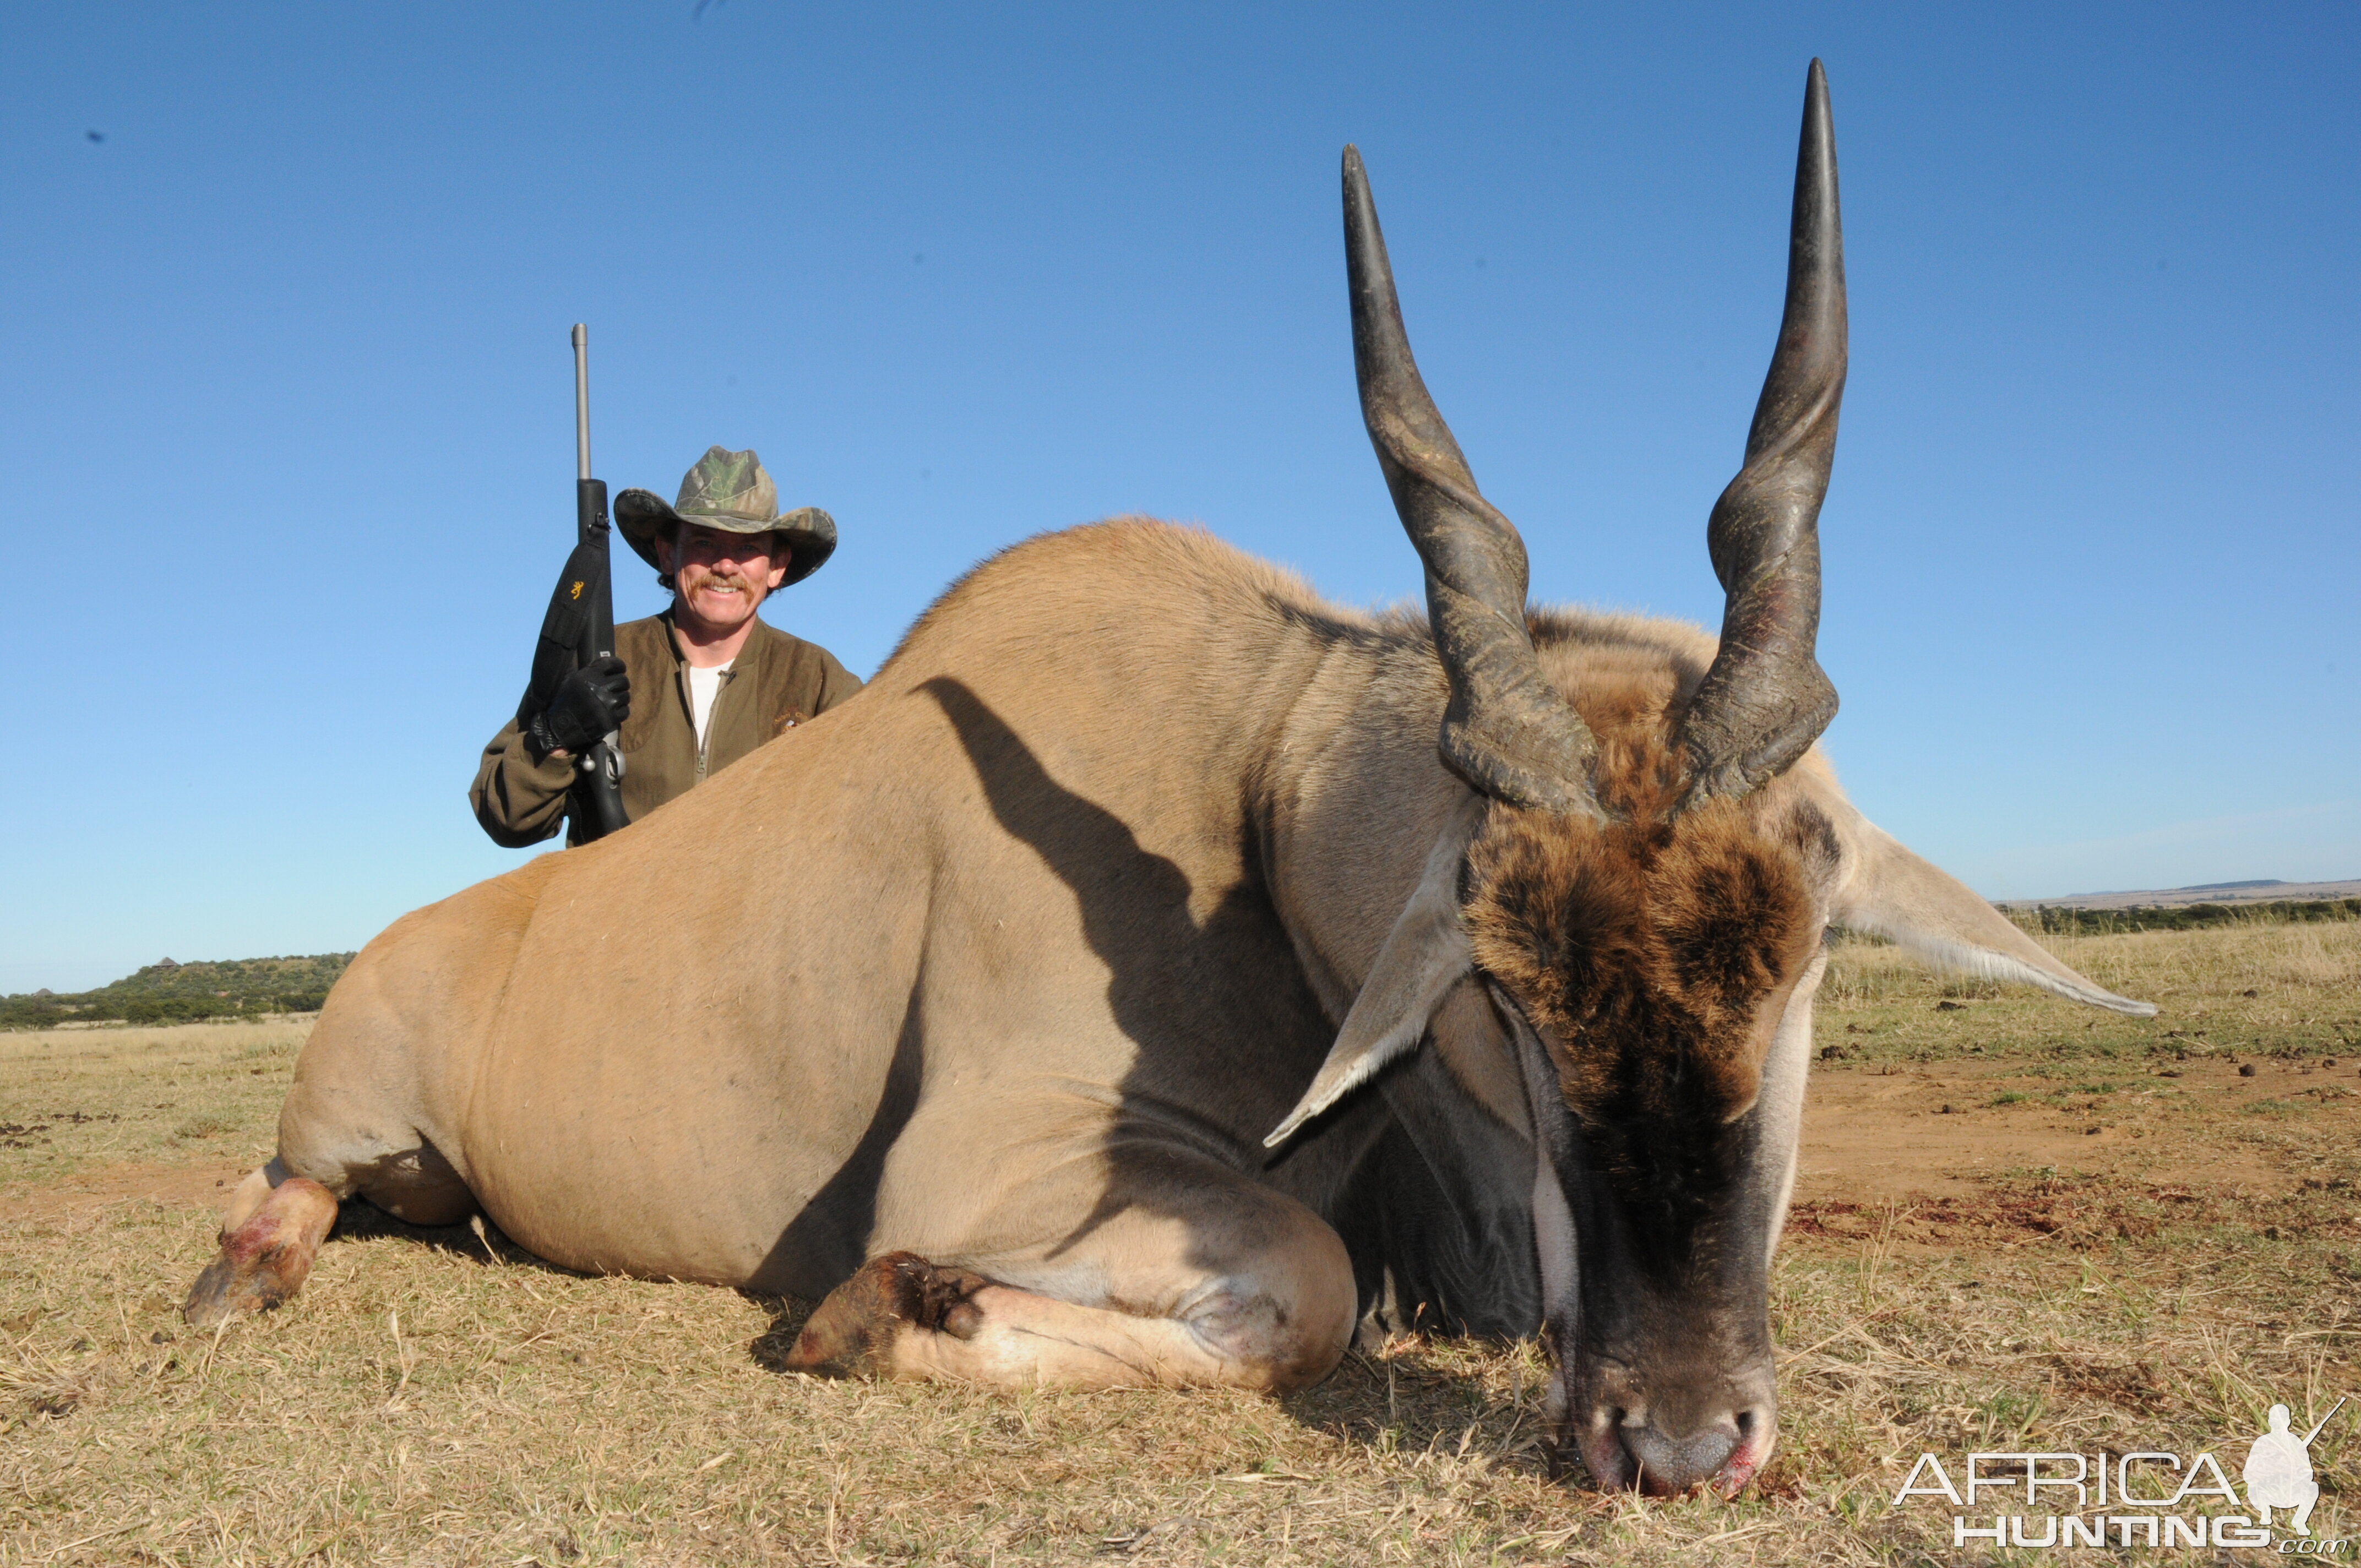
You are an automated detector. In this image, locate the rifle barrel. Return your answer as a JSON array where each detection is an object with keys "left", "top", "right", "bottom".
[
  {"left": 572, "top": 323, "right": 592, "bottom": 481},
  {"left": 563, "top": 318, "right": 626, "bottom": 841},
  {"left": 2302, "top": 1395, "right": 2348, "bottom": 1447}
]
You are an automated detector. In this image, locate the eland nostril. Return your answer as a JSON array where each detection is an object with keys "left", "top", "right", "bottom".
[
  {"left": 1624, "top": 1414, "right": 1743, "bottom": 1496},
  {"left": 1711, "top": 1402, "right": 1778, "bottom": 1494},
  {"left": 1571, "top": 1404, "right": 1636, "bottom": 1491}
]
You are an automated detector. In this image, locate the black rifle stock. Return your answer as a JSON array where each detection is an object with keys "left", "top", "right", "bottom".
[{"left": 523, "top": 325, "right": 629, "bottom": 842}]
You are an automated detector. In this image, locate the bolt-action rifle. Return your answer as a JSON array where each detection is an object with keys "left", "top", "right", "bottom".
[{"left": 520, "top": 324, "right": 629, "bottom": 842}]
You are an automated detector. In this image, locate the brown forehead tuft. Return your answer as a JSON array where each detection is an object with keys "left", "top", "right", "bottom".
[{"left": 1460, "top": 716, "right": 1822, "bottom": 1128}]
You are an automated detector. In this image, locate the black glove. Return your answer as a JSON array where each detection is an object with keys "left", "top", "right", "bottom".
[{"left": 524, "top": 655, "right": 630, "bottom": 761}]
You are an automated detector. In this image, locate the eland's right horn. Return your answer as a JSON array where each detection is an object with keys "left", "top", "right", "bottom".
[
  {"left": 1344, "top": 145, "right": 1603, "bottom": 819},
  {"left": 1678, "top": 59, "right": 1847, "bottom": 806}
]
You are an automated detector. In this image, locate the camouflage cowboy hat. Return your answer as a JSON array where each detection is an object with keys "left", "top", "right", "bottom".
[{"left": 613, "top": 447, "right": 837, "bottom": 588}]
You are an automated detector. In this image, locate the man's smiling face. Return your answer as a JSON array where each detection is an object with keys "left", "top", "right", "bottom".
[{"left": 655, "top": 522, "right": 792, "bottom": 638}]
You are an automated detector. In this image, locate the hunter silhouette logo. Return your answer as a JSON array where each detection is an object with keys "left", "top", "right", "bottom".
[{"left": 2247, "top": 1398, "right": 2344, "bottom": 1536}]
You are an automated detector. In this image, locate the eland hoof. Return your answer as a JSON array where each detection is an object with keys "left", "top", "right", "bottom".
[
  {"left": 784, "top": 1251, "right": 992, "bottom": 1377},
  {"left": 182, "top": 1177, "right": 338, "bottom": 1329}
]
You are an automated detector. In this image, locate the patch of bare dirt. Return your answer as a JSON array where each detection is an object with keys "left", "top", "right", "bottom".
[
  {"left": 0, "top": 1156, "right": 250, "bottom": 1226},
  {"left": 1792, "top": 1054, "right": 2349, "bottom": 1202}
]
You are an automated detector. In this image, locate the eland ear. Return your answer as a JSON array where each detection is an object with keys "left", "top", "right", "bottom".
[
  {"left": 1265, "top": 801, "right": 1483, "bottom": 1148},
  {"left": 1831, "top": 808, "right": 2157, "bottom": 1017}
]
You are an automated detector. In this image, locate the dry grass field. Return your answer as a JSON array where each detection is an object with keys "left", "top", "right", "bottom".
[{"left": 3, "top": 919, "right": 2358, "bottom": 1565}]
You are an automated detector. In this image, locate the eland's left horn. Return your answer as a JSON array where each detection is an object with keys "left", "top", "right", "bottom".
[
  {"left": 1679, "top": 58, "right": 1847, "bottom": 805},
  {"left": 1344, "top": 145, "right": 1603, "bottom": 819}
]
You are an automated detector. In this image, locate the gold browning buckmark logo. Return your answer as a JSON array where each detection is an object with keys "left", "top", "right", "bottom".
[{"left": 569, "top": 580, "right": 585, "bottom": 601}]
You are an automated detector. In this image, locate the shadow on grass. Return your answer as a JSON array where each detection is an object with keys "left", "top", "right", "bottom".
[
  {"left": 331, "top": 1197, "right": 585, "bottom": 1280},
  {"left": 743, "top": 1293, "right": 818, "bottom": 1373},
  {"left": 1283, "top": 1342, "right": 1565, "bottom": 1483}
]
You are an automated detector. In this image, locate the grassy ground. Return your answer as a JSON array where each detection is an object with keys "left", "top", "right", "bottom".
[
  {"left": 0, "top": 1020, "right": 304, "bottom": 1187},
  {"left": 2, "top": 920, "right": 2357, "bottom": 1564}
]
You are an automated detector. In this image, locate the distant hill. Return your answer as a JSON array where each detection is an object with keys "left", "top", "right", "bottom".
[
  {"left": 1998, "top": 878, "right": 2361, "bottom": 912},
  {"left": 1998, "top": 891, "right": 2360, "bottom": 938},
  {"left": 0, "top": 953, "right": 354, "bottom": 1029}
]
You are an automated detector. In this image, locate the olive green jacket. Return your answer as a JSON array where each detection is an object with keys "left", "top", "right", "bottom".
[{"left": 472, "top": 611, "right": 863, "bottom": 848}]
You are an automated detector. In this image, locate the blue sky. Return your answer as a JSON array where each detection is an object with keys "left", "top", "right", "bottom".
[{"left": 2, "top": 3, "right": 2354, "bottom": 992}]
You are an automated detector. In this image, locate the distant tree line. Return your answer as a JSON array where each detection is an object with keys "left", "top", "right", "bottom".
[
  {"left": 0, "top": 953, "right": 355, "bottom": 1030},
  {"left": 2009, "top": 899, "right": 2361, "bottom": 937}
]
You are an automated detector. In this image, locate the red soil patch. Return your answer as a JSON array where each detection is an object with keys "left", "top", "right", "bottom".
[
  {"left": 1791, "top": 1053, "right": 2342, "bottom": 1204},
  {"left": 0, "top": 1157, "right": 251, "bottom": 1227}
]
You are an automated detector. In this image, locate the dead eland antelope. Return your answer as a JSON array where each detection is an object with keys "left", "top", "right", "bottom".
[{"left": 184, "top": 62, "right": 2151, "bottom": 1496}]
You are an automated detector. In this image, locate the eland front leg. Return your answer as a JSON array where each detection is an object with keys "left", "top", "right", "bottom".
[
  {"left": 784, "top": 1151, "right": 1357, "bottom": 1393},
  {"left": 182, "top": 1052, "right": 477, "bottom": 1327}
]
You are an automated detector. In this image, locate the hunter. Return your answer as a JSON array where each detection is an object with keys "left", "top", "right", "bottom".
[{"left": 473, "top": 446, "right": 862, "bottom": 847}]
